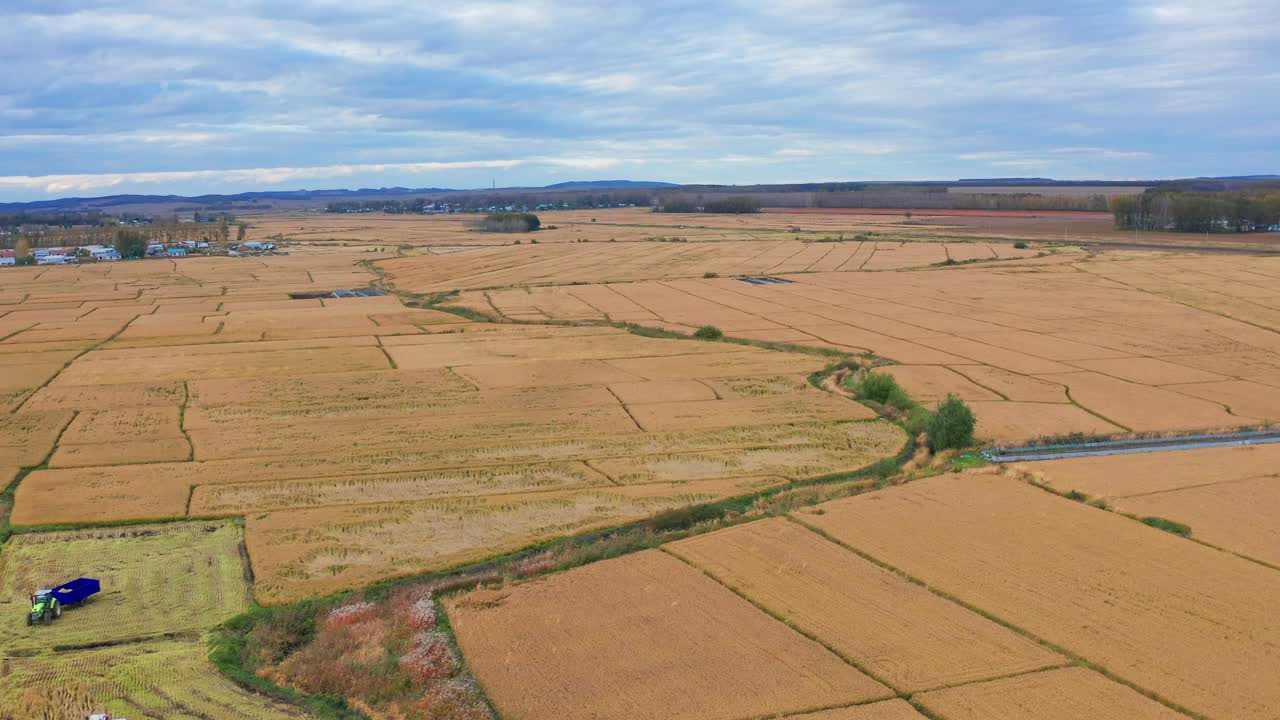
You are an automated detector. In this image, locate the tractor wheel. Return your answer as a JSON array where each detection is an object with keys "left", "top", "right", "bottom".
[
  {"left": 43, "top": 612, "right": 51, "bottom": 625},
  {"left": 54, "top": 605, "right": 61, "bottom": 618},
  {"left": 26, "top": 614, "right": 32, "bottom": 626}
]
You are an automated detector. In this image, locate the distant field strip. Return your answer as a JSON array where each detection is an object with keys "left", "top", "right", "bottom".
[
  {"left": 379, "top": 239, "right": 1041, "bottom": 291},
  {"left": 428, "top": 254, "right": 1280, "bottom": 439}
]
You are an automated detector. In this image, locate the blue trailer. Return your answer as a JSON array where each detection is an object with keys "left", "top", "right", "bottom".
[{"left": 28, "top": 577, "right": 100, "bottom": 625}]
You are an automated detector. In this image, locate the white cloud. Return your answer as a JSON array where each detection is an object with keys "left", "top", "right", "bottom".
[
  {"left": 0, "top": 1, "right": 1275, "bottom": 197},
  {"left": 0, "top": 160, "right": 526, "bottom": 194}
]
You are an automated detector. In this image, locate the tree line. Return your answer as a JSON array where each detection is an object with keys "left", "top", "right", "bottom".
[
  {"left": 2, "top": 220, "right": 246, "bottom": 259},
  {"left": 655, "top": 196, "right": 762, "bottom": 213},
  {"left": 1111, "top": 191, "right": 1280, "bottom": 233},
  {"left": 474, "top": 213, "right": 541, "bottom": 233}
]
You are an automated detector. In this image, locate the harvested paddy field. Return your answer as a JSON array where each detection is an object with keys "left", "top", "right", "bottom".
[
  {"left": 446, "top": 550, "right": 892, "bottom": 720},
  {"left": 0, "top": 521, "right": 251, "bottom": 653},
  {"left": 795, "top": 473, "right": 1280, "bottom": 720},
  {"left": 0, "top": 637, "right": 309, "bottom": 720},
  {"left": 419, "top": 250, "right": 1280, "bottom": 438}
]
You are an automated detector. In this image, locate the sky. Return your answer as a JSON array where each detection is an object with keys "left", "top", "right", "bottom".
[{"left": 0, "top": 1, "right": 1277, "bottom": 201}]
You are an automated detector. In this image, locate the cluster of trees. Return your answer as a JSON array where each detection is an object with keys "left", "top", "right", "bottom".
[
  {"left": 0, "top": 211, "right": 107, "bottom": 229},
  {"left": 327, "top": 198, "right": 438, "bottom": 214},
  {"left": 655, "top": 195, "right": 762, "bottom": 213},
  {"left": 326, "top": 189, "right": 657, "bottom": 214},
  {"left": 2, "top": 219, "right": 239, "bottom": 253},
  {"left": 652, "top": 190, "right": 1113, "bottom": 212},
  {"left": 474, "top": 213, "right": 541, "bottom": 233},
  {"left": 1111, "top": 191, "right": 1280, "bottom": 233}
]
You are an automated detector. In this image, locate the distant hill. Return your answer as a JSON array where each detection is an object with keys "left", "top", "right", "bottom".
[
  {"left": 541, "top": 180, "right": 678, "bottom": 190},
  {"left": 0, "top": 181, "right": 676, "bottom": 214},
  {"left": 955, "top": 177, "right": 1056, "bottom": 183},
  {"left": 2, "top": 176, "right": 1273, "bottom": 215}
]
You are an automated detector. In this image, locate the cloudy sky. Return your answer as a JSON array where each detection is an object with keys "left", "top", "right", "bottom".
[{"left": 1, "top": 1, "right": 1276, "bottom": 200}]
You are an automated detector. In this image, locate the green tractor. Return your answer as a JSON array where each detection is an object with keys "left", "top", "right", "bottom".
[{"left": 28, "top": 589, "right": 61, "bottom": 626}]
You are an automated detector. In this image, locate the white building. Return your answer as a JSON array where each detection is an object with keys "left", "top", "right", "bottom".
[{"left": 84, "top": 245, "right": 122, "bottom": 261}]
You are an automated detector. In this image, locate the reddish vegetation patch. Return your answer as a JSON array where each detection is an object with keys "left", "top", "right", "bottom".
[
  {"left": 263, "top": 587, "right": 491, "bottom": 720},
  {"left": 766, "top": 207, "right": 1111, "bottom": 218}
]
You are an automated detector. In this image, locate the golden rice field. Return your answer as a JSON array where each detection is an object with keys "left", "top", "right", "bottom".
[
  {"left": 401, "top": 249, "right": 1280, "bottom": 439},
  {"left": 1, "top": 246, "right": 902, "bottom": 606},
  {"left": 5, "top": 208, "right": 1280, "bottom": 720},
  {"left": 448, "top": 458, "right": 1280, "bottom": 720},
  {"left": 0, "top": 521, "right": 250, "bottom": 653}
]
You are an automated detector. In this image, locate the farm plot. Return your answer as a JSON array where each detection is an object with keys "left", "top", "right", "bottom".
[
  {"left": 795, "top": 473, "right": 1280, "bottom": 720},
  {"left": 445, "top": 549, "right": 890, "bottom": 720},
  {"left": 51, "top": 406, "right": 190, "bottom": 468},
  {"left": 0, "top": 410, "right": 75, "bottom": 466},
  {"left": 378, "top": 239, "right": 1026, "bottom": 292},
  {"left": 1110, "top": 475, "right": 1280, "bottom": 567},
  {"left": 1026, "top": 442, "right": 1280, "bottom": 499},
  {"left": 247, "top": 478, "right": 783, "bottom": 604},
  {"left": 0, "top": 637, "right": 309, "bottom": 720},
  {"left": 14, "top": 421, "right": 902, "bottom": 527},
  {"left": 4, "top": 259, "right": 902, "bottom": 605},
  {"left": 1025, "top": 444, "right": 1280, "bottom": 567},
  {"left": 666, "top": 518, "right": 1060, "bottom": 691},
  {"left": 56, "top": 344, "right": 394, "bottom": 385},
  {"left": 189, "top": 460, "right": 612, "bottom": 514},
  {"left": 23, "top": 380, "right": 187, "bottom": 412},
  {"left": 782, "top": 702, "right": 926, "bottom": 720},
  {"left": 0, "top": 521, "right": 251, "bottom": 652},
  {"left": 914, "top": 666, "right": 1185, "bottom": 720}
]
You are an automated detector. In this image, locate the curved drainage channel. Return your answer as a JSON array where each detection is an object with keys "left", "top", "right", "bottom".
[{"left": 984, "top": 428, "right": 1280, "bottom": 463}]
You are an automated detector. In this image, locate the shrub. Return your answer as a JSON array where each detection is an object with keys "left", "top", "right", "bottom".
[
  {"left": 856, "top": 372, "right": 914, "bottom": 410},
  {"left": 905, "top": 406, "right": 933, "bottom": 436},
  {"left": 926, "top": 394, "right": 976, "bottom": 451},
  {"left": 703, "top": 271, "right": 719, "bottom": 278},
  {"left": 648, "top": 503, "right": 725, "bottom": 531},
  {"left": 1141, "top": 516, "right": 1191, "bottom": 537},
  {"left": 694, "top": 325, "right": 723, "bottom": 340},
  {"left": 475, "top": 212, "right": 540, "bottom": 233},
  {"left": 1013, "top": 240, "right": 1029, "bottom": 249},
  {"left": 857, "top": 373, "right": 899, "bottom": 404}
]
